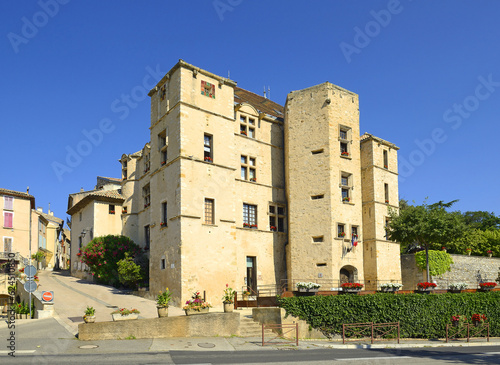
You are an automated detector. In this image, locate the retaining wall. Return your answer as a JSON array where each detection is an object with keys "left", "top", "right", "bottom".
[
  {"left": 401, "top": 253, "right": 500, "bottom": 289},
  {"left": 78, "top": 312, "right": 240, "bottom": 341}
]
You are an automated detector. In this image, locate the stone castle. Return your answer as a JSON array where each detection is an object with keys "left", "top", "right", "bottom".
[{"left": 68, "top": 60, "right": 401, "bottom": 305}]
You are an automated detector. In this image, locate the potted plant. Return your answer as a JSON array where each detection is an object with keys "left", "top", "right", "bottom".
[
  {"left": 442, "top": 246, "right": 447, "bottom": 253},
  {"left": 416, "top": 282, "right": 437, "bottom": 292},
  {"left": 341, "top": 282, "right": 363, "bottom": 293},
  {"left": 338, "top": 231, "right": 346, "bottom": 237},
  {"left": 222, "top": 284, "right": 236, "bottom": 312},
  {"left": 471, "top": 313, "right": 487, "bottom": 327},
  {"left": 342, "top": 197, "right": 350, "bottom": 203},
  {"left": 183, "top": 291, "right": 212, "bottom": 316},
  {"left": 83, "top": 306, "right": 96, "bottom": 323},
  {"left": 380, "top": 283, "right": 403, "bottom": 292},
  {"left": 450, "top": 315, "right": 467, "bottom": 327},
  {"left": 156, "top": 287, "right": 171, "bottom": 318},
  {"left": 487, "top": 250, "right": 493, "bottom": 257},
  {"left": 296, "top": 281, "right": 321, "bottom": 293},
  {"left": 448, "top": 282, "right": 467, "bottom": 293},
  {"left": 466, "top": 248, "right": 472, "bottom": 256},
  {"left": 111, "top": 308, "right": 140, "bottom": 321},
  {"left": 479, "top": 282, "right": 497, "bottom": 291},
  {"left": 242, "top": 290, "right": 250, "bottom": 301},
  {"left": 341, "top": 151, "right": 349, "bottom": 156},
  {"left": 270, "top": 226, "right": 277, "bottom": 232}
]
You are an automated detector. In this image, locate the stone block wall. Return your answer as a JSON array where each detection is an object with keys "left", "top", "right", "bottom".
[{"left": 401, "top": 253, "right": 500, "bottom": 290}]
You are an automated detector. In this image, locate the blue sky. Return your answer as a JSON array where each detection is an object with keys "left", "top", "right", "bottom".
[{"left": 1, "top": 0, "right": 499, "bottom": 222}]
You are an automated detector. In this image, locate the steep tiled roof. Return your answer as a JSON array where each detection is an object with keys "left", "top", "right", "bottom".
[
  {"left": 0, "top": 188, "right": 35, "bottom": 208},
  {"left": 234, "top": 87, "right": 284, "bottom": 120},
  {"left": 36, "top": 211, "right": 64, "bottom": 225},
  {"left": 67, "top": 189, "right": 124, "bottom": 215}
]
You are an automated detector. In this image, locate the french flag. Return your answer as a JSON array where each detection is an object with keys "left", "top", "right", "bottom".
[{"left": 352, "top": 234, "right": 358, "bottom": 248}]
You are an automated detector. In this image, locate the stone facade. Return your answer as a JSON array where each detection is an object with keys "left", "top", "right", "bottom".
[
  {"left": 401, "top": 253, "right": 500, "bottom": 290},
  {"left": 68, "top": 60, "right": 402, "bottom": 305}
]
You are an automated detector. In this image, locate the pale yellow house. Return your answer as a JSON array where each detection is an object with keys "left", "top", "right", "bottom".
[
  {"left": 68, "top": 60, "right": 401, "bottom": 304},
  {"left": 1, "top": 188, "right": 35, "bottom": 264},
  {"left": 32, "top": 208, "right": 64, "bottom": 269},
  {"left": 67, "top": 177, "right": 124, "bottom": 279}
]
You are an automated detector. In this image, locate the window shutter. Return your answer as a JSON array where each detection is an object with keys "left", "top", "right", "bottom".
[{"left": 4, "top": 212, "right": 13, "bottom": 228}]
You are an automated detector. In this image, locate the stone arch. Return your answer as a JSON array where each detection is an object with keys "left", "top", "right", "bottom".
[{"left": 340, "top": 265, "right": 359, "bottom": 284}]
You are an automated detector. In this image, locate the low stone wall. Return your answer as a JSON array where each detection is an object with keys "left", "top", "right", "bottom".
[
  {"left": 401, "top": 253, "right": 500, "bottom": 290},
  {"left": 252, "top": 307, "right": 327, "bottom": 340},
  {"left": 15, "top": 279, "right": 54, "bottom": 319},
  {"left": 78, "top": 312, "right": 240, "bottom": 341}
]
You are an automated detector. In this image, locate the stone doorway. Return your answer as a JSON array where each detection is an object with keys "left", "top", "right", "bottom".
[{"left": 339, "top": 265, "right": 358, "bottom": 284}]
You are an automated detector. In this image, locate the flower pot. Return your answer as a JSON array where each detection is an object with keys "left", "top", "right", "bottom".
[
  {"left": 342, "top": 288, "right": 361, "bottom": 294},
  {"left": 452, "top": 321, "right": 459, "bottom": 327},
  {"left": 184, "top": 307, "right": 209, "bottom": 316},
  {"left": 472, "top": 320, "right": 481, "bottom": 327},
  {"left": 157, "top": 306, "right": 168, "bottom": 318},
  {"left": 223, "top": 303, "right": 234, "bottom": 313},
  {"left": 380, "top": 287, "right": 399, "bottom": 293},
  {"left": 242, "top": 294, "right": 249, "bottom": 301},
  {"left": 467, "top": 252, "right": 471, "bottom": 256},
  {"left": 479, "top": 287, "right": 493, "bottom": 292},
  {"left": 416, "top": 288, "right": 434, "bottom": 294},
  {"left": 448, "top": 289, "right": 462, "bottom": 294},
  {"left": 84, "top": 315, "right": 96, "bottom": 323},
  {"left": 112, "top": 313, "right": 138, "bottom": 321},
  {"left": 298, "top": 288, "right": 319, "bottom": 293},
  {"left": 488, "top": 253, "right": 492, "bottom": 258}
]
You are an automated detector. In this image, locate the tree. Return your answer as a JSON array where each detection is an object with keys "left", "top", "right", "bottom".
[
  {"left": 387, "top": 200, "right": 465, "bottom": 280},
  {"left": 462, "top": 211, "right": 500, "bottom": 231},
  {"left": 415, "top": 250, "right": 453, "bottom": 276},
  {"left": 117, "top": 253, "right": 143, "bottom": 289}
]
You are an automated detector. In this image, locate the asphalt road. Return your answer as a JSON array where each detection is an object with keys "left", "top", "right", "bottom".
[{"left": 1, "top": 347, "right": 500, "bottom": 365}]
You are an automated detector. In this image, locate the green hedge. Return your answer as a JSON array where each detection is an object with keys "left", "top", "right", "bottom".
[{"left": 278, "top": 292, "right": 500, "bottom": 338}]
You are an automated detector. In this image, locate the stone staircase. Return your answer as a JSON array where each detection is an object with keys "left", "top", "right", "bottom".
[{"left": 239, "top": 313, "right": 276, "bottom": 337}]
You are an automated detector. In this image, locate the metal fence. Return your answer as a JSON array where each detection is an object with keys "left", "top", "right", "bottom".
[{"left": 342, "top": 322, "right": 400, "bottom": 344}]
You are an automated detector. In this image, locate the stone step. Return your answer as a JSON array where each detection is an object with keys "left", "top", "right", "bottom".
[{"left": 239, "top": 315, "right": 275, "bottom": 337}]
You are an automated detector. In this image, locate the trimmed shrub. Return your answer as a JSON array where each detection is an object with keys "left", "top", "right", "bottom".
[{"left": 278, "top": 292, "right": 500, "bottom": 338}]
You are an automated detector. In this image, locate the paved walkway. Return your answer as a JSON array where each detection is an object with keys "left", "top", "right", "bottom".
[{"left": 36, "top": 269, "right": 190, "bottom": 335}]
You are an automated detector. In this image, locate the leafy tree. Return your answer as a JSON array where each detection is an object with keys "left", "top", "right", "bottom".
[
  {"left": 447, "top": 228, "right": 500, "bottom": 256},
  {"left": 78, "top": 235, "right": 141, "bottom": 286},
  {"left": 462, "top": 211, "right": 500, "bottom": 230},
  {"left": 415, "top": 250, "right": 453, "bottom": 276},
  {"left": 387, "top": 200, "right": 465, "bottom": 280},
  {"left": 117, "top": 253, "right": 143, "bottom": 289}
]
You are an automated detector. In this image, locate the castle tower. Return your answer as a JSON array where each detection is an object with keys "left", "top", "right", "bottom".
[
  {"left": 284, "top": 83, "right": 364, "bottom": 289},
  {"left": 360, "top": 133, "right": 401, "bottom": 289}
]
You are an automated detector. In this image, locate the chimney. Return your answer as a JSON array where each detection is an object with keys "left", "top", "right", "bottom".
[
  {"left": 37, "top": 207, "right": 43, "bottom": 212},
  {"left": 27, "top": 186, "right": 30, "bottom": 194},
  {"left": 80, "top": 187, "right": 84, "bottom": 192}
]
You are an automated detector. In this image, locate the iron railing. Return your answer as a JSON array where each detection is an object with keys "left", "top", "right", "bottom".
[
  {"left": 342, "top": 322, "right": 400, "bottom": 344},
  {"left": 262, "top": 323, "right": 298, "bottom": 347},
  {"left": 446, "top": 323, "right": 490, "bottom": 343}
]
